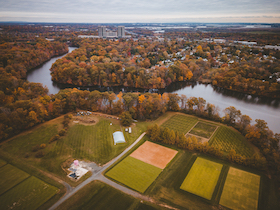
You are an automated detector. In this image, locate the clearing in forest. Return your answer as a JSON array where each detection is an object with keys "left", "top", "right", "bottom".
[
  {"left": 219, "top": 167, "right": 260, "bottom": 210},
  {"left": 130, "top": 141, "right": 178, "bottom": 169},
  {"left": 106, "top": 156, "right": 162, "bottom": 193},
  {"left": 180, "top": 157, "right": 223, "bottom": 200},
  {"left": 161, "top": 114, "right": 198, "bottom": 134}
]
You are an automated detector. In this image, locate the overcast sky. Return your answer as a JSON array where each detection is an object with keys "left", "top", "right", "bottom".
[{"left": 0, "top": 0, "right": 279, "bottom": 23}]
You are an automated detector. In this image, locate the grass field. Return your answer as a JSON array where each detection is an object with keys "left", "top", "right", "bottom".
[
  {"left": 189, "top": 122, "right": 217, "bottom": 138},
  {"left": 106, "top": 156, "right": 162, "bottom": 193},
  {"left": 0, "top": 159, "right": 7, "bottom": 168},
  {"left": 0, "top": 164, "right": 30, "bottom": 195},
  {"left": 219, "top": 167, "right": 260, "bottom": 210},
  {"left": 209, "top": 126, "right": 254, "bottom": 157},
  {"left": 0, "top": 176, "right": 58, "bottom": 210},
  {"left": 0, "top": 124, "right": 58, "bottom": 157},
  {"left": 161, "top": 114, "right": 198, "bottom": 134},
  {"left": 180, "top": 157, "right": 223, "bottom": 200},
  {"left": 0, "top": 115, "right": 151, "bottom": 186},
  {"left": 56, "top": 181, "right": 164, "bottom": 210}
]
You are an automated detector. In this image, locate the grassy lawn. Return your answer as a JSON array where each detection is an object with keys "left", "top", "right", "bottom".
[
  {"left": 180, "top": 157, "right": 223, "bottom": 200},
  {"left": 0, "top": 164, "right": 30, "bottom": 195},
  {"left": 106, "top": 156, "right": 162, "bottom": 193},
  {"left": 219, "top": 167, "right": 260, "bottom": 210},
  {"left": 189, "top": 122, "right": 217, "bottom": 138},
  {"left": 209, "top": 126, "right": 254, "bottom": 157},
  {"left": 0, "top": 159, "right": 7, "bottom": 168},
  {"left": 0, "top": 176, "right": 58, "bottom": 210},
  {"left": 161, "top": 114, "right": 198, "bottom": 134}
]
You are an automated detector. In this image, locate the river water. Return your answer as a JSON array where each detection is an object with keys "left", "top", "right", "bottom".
[{"left": 27, "top": 47, "right": 280, "bottom": 133}]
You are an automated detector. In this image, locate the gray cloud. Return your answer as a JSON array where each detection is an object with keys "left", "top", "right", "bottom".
[{"left": 0, "top": 0, "right": 279, "bottom": 22}]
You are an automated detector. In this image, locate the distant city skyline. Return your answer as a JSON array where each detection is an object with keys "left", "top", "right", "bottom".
[{"left": 0, "top": 0, "right": 279, "bottom": 23}]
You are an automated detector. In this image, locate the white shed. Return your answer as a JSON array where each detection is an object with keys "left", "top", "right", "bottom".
[{"left": 113, "top": 131, "right": 126, "bottom": 145}]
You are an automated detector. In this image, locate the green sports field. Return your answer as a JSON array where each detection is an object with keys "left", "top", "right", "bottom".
[
  {"left": 180, "top": 157, "right": 223, "bottom": 200},
  {"left": 189, "top": 122, "right": 217, "bottom": 138},
  {"left": 0, "top": 164, "right": 30, "bottom": 195},
  {"left": 219, "top": 167, "right": 260, "bottom": 210},
  {"left": 209, "top": 126, "right": 254, "bottom": 157},
  {"left": 161, "top": 114, "right": 198, "bottom": 134},
  {"left": 0, "top": 176, "right": 58, "bottom": 210},
  {"left": 106, "top": 156, "right": 162, "bottom": 193}
]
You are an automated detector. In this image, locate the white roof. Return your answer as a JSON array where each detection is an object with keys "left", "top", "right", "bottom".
[{"left": 113, "top": 131, "right": 126, "bottom": 144}]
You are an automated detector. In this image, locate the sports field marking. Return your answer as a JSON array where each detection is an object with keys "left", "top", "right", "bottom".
[
  {"left": 0, "top": 164, "right": 30, "bottom": 195},
  {"left": 106, "top": 156, "right": 162, "bottom": 193},
  {"left": 219, "top": 167, "right": 260, "bottom": 210},
  {"left": 180, "top": 157, "right": 223, "bottom": 200},
  {"left": 0, "top": 176, "right": 58, "bottom": 210},
  {"left": 0, "top": 159, "right": 7, "bottom": 168},
  {"left": 130, "top": 141, "right": 178, "bottom": 169}
]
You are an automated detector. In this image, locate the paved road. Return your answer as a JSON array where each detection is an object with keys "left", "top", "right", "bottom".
[{"left": 49, "top": 132, "right": 147, "bottom": 210}]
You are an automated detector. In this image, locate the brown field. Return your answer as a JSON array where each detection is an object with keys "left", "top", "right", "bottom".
[{"left": 130, "top": 141, "right": 178, "bottom": 169}]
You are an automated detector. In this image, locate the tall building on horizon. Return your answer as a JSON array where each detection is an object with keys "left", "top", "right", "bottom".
[
  {"left": 117, "top": 26, "right": 125, "bottom": 37},
  {"left": 98, "top": 26, "right": 106, "bottom": 37}
]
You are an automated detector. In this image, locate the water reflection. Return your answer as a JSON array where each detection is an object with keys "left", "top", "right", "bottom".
[{"left": 26, "top": 48, "right": 280, "bottom": 133}]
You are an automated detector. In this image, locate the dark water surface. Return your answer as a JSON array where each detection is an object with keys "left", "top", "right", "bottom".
[{"left": 27, "top": 47, "right": 280, "bottom": 133}]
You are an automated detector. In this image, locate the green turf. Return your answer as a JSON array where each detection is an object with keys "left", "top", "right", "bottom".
[
  {"left": 209, "top": 126, "right": 254, "bottom": 157},
  {"left": 161, "top": 114, "right": 198, "bottom": 134},
  {"left": 219, "top": 167, "right": 260, "bottom": 210},
  {"left": 0, "top": 159, "right": 7, "bottom": 168},
  {"left": 0, "top": 176, "right": 58, "bottom": 210},
  {"left": 189, "top": 122, "right": 217, "bottom": 138},
  {"left": 180, "top": 157, "right": 223, "bottom": 200},
  {"left": 0, "top": 164, "right": 30, "bottom": 195},
  {"left": 106, "top": 156, "right": 162, "bottom": 193}
]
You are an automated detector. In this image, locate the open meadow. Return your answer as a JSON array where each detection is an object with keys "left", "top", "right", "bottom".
[
  {"left": 219, "top": 167, "right": 260, "bottom": 210},
  {"left": 180, "top": 157, "right": 223, "bottom": 200}
]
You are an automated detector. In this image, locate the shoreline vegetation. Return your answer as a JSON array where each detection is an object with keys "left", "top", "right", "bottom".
[{"left": 50, "top": 38, "right": 280, "bottom": 98}]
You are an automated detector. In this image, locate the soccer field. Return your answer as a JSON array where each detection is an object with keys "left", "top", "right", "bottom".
[
  {"left": 180, "top": 157, "right": 223, "bottom": 200},
  {"left": 219, "top": 167, "right": 260, "bottom": 210},
  {"left": 106, "top": 156, "right": 162, "bottom": 193}
]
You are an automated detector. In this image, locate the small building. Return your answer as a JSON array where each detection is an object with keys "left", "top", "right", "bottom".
[
  {"left": 128, "top": 127, "right": 132, "bottom": 134},
  {"left": 113, "top": 131, "right": 126, "bottom": 145}
]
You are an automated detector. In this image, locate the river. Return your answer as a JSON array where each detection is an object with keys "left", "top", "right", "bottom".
[{"left": 27, "top": 47, "right": 280, "bottom": 134}]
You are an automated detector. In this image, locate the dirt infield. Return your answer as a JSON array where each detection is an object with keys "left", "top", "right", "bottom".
[{"left": 130, "top": 141, "right": 178, "bottom": 169}]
